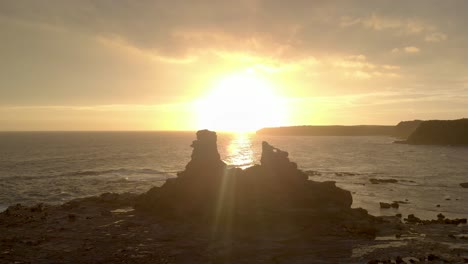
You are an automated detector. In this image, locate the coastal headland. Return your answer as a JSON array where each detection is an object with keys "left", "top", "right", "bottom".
[
  {"left": 258, "top": 118, "right": 468, "bottom": 146},
  {"left": 0, "top": 130, "right": 467, "bottom": 263},
  {"left": 257, "top": 120, "right": 422, "bottom": 139},
  {"left": 397, "top": 119, "right": 468, "bottom": 145}
]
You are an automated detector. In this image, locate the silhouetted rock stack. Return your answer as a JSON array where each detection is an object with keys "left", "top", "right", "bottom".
[
  {"left": 183, "top": 129, "right": 226, "bottom": 174},
  {"left": 135, "top": 130, "right": 227, "bottom": 217},
  {"left": 243, "top": 141, "right": 353, "bottom": 210},
  {"left": 260, "top": 141, "right": 301, "bottom": 177},
  {"left": 135, "top": 130, "right": 376, "bottom": 237}
]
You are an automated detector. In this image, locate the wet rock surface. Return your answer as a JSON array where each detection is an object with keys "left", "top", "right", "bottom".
[
  {"left": 380, "top": 202, "right": 399, "bottom": 209},
  {"left": 404, "top": 213, "right": 467, "bottom": 225},
  {"left": 2, "top": 198, "right": 467, "bottom": 263},
  {"left": 1, "top": 130, "right": 467, "bottom": 263}
]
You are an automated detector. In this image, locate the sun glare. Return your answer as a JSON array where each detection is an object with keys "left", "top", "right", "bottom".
[{"left": 196, "top": 70, "right": 287, "bottom": 132}]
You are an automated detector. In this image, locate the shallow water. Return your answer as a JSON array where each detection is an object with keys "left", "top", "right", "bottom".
[{"left": 0, "top": 131, "right": 467, "bottom": 219}]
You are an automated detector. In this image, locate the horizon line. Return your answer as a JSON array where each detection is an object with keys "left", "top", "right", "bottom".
[{"left": 0, "top": 124, "right": 398, "bottom": 133}]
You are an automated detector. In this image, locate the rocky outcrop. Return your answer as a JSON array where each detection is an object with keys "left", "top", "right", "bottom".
[
  {"left": 135, "top": 130, "right": 374, "bottom": 237},
  {"left": 399, "top": 119, "right": 468, "bottom": 145}
]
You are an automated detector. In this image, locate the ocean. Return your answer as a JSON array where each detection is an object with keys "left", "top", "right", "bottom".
[{"left": 1, "top": 131, "right": 467, "bottom": 219}]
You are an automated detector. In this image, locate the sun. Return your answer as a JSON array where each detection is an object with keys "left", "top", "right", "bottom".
[{"left": 196, "top": 70, "right": 287, "bottom": 132}]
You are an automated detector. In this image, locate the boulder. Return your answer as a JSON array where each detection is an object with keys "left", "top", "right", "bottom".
[{"left": 379, "top": 202, "right": 398, "bottom": 209}]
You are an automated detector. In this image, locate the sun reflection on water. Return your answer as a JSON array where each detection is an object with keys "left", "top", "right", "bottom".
[{"left": 224, "top": 133, "right": 255, "bottom": 169}]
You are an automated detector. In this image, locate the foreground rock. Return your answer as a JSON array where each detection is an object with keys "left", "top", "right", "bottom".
[
  {"left": 136, "top": 130, "right": 374, "bottom": 237},
  {"left": 2, "top": 197, "right": 468, "bottom": 263}
]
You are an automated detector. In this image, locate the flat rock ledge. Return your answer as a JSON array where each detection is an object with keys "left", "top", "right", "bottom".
[{"left": 1, "top": 130, "right": 467, "bottom": 263}]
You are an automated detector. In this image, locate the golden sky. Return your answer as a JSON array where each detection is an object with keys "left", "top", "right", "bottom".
[{"left": 1, "top": 1, "right": 468, "bottom": 131}]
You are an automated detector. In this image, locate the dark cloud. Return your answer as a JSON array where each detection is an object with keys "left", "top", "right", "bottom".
[{"left": 2, "top": 0, "right": 466, "bottom": 61}]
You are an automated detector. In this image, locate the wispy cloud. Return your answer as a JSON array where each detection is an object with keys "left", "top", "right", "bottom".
[
  {"left": 391, "top": 46, "right": 420, "bottom": 54},
  {"left": 404, "top": 46, "right": 420, "bottom": 53},
  {"left": 340, "top": 14, "right": 447, "bottom": 42},
  {"left": 0, "top": 103, "right": 192, "bottom": 112},
  {"left": 425, "top": 32, "right": 448, "bottom": 42},
  {"left": 329, "top": 54, "right": 401, "bottom": 79}
]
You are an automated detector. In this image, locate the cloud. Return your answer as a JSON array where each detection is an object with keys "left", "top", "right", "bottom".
[
  {"left": 404, "top": 46, "right": 420, "bottom": 53},
  {"left": 382, "top": 65, "right": 401, "bottom": 70},
  {"left": 341, "top": 13, "right": 448, "bottom": 44},
  {"left": 339, "top": 16, "right": 362, "bottom": 27},
  {"left": 391, "top": 46, "right": 420, "bottom": 54},
  {"left": 0, "top": 1, "right": 303, "bottom": 63},
  {"left": 425, "top": 32, "right": 448, "bottom": 42},
  {"left": 345, "top": 70, "right": 372, "bottom": 80},
  {"left": 213, "top": 50, "right": 319, "bottom": 73},
  {"left": 361, "top": 15, "right": 427, "bottom": 34},
  {"left": 332, "top": 56, "right": 376, "bottom": 69},
  {"left": 330, "top": 54, "right": 401, "bottom": 79},
  {"left": 0, "top": 1, "right": 454, "bottom": 65}
]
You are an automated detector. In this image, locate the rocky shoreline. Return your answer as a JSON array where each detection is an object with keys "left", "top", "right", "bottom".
[
  {"left": 1, "top": 193, "right": 467, "bottom": 263},
  {"left": 1, "top": 130, "right": 467, "bottom": 263}
]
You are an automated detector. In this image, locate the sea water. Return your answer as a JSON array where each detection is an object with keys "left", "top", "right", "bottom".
[{"left": 1, "top": 131, "right": 467, "bottom": 219}]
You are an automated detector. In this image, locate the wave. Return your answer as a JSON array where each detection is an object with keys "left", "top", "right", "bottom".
[
  {"left": 60, "top": 168, "right": 180, "bottom": 177},
  {"left": 1, "top": 168, "right": 181, "bottom": 181}
]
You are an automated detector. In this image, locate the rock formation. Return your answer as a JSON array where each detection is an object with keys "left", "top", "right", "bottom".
[
  {"left": 135, "top": 130, "right": 227, "bottom": 218},
  {"left": 183, "top": 129, "right": 226, "bottom": 174},
  {"left": 135, "top": 130, "right": 376, "bottom": 236}
]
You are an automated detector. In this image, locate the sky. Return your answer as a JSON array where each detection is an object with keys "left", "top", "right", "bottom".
[{"left": 1, "top": 0, "right": 468, "bottom": 131}]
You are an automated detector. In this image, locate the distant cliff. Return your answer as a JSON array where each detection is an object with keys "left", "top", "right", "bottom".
[
  {"left": 394, "top": 120, "right": 423, "bottom": 139},
  {"left": 401, "top": 119, "right": 468, "bottom": 145},
  {"left": 257, "top": 125, "right": 395, "bottom": 136}
]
